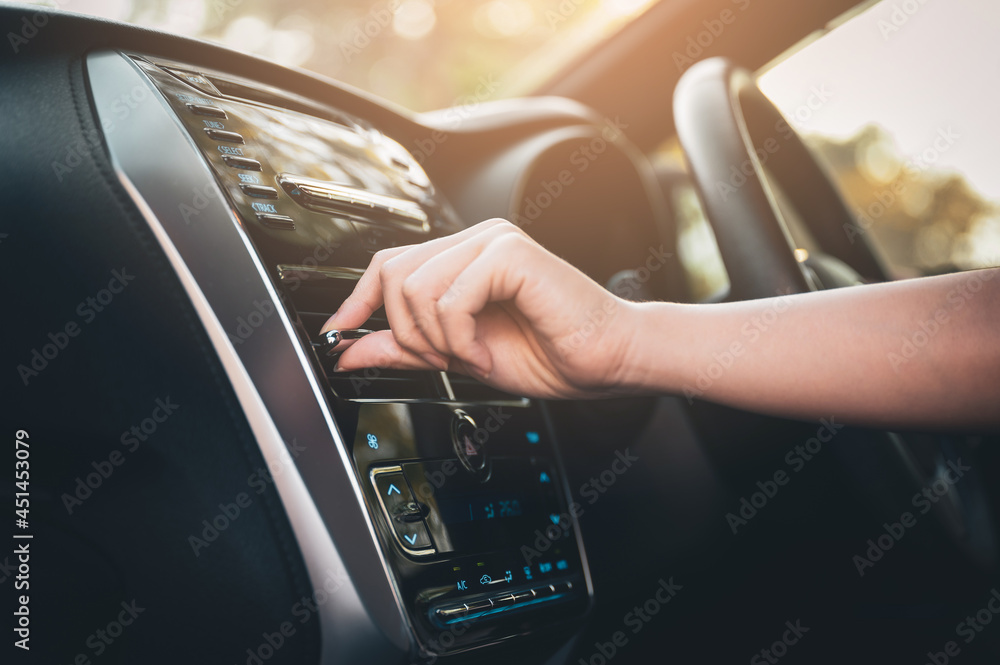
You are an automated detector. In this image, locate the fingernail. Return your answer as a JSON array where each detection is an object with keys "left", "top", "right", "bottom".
[{"left": 320, "top": 311, "right": 339, "bottom": 333}]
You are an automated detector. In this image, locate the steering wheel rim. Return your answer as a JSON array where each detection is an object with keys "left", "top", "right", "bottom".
[
  {"left": 673, "top": 57, "right": 998, "bottom": 572},
  {"left": 673, "top": 57, "right": 888, "bottom": 299}
]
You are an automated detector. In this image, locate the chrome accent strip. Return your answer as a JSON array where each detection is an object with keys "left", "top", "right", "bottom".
[
  {"left": 346, "top": 398, "right": 531, "bottom": 407},
  {"left": 87, "top": 51, "right": 412, "bottom": 664},
  {"left": 277, "top": 264, "right": 366, "bottom": 283},
  {"left": 279, "top": 173, "right": 430, "bottom": 232},
  {"left": 438, "top": 372, "right": 456, "bottom": 401}
]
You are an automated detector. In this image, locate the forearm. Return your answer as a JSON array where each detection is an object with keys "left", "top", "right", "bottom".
[{"left": 621, "top": 268, "right": 1000, "bottom": 430}]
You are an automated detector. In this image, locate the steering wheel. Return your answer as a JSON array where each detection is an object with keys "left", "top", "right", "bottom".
[{"left": 673, "top": 57, "right": 998, "bottom": 571}]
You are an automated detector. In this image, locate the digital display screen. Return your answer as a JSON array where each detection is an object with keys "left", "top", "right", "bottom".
[
  {"left": 403, "top": 458, "right": 564, "bottom": 554},
  {"left": 438, "top": 492, "right": 529, "bottom": 525}
]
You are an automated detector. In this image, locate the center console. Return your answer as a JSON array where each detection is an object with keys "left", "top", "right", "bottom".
[{"left": 95, "top": 51, "right": 592, "bottom": 659}]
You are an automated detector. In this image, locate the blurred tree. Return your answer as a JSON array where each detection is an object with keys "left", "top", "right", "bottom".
[{"left": 810, "top": 127, "right": 999, "bottom": 277}]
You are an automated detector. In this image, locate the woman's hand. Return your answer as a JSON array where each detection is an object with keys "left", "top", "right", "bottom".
[{"left": 321, "top": 219, "right": 640, "bottom": 399}]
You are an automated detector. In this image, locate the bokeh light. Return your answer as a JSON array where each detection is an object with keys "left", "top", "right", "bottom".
[{"left": 393, "top": 0, "right": 435, "bottom": 40}]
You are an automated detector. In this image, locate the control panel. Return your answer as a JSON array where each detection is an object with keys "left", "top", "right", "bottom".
[
  {"left": 353, "top": 402, "right": 591, "bottom": 654},
  {"left": 132, "top": 53, "right": 592, "bottom": 656},
  {"left": 129, "top": 55, "right": 462, "bottom": 275}
]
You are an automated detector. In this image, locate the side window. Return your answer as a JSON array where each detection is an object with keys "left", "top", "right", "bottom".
[{"left": 758, "top": 0, "right": 1000, "bottom": 278}]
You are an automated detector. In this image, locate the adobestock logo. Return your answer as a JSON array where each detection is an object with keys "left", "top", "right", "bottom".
[
  {"left": 672, "top": 0, "right": 753, "bottom": 72},
  {"left": 852, "top": 457, "right": 972, "bottom": 576},
  {"left": 725, "top": 418, "right": 843, "bottom": 534},
  {"left": 62, "top": 395, "right": 181, "bottom": 515},
  {"left": 845, "top": 126, "right": 960, "bottom": 244},
  {"left": 577, "top": 577, "right": 683, "bottom": 665}
]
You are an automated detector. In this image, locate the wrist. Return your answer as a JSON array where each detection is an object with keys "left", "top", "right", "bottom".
[{"left": 610, "top": 301, "right": 694, "bottom": 395}]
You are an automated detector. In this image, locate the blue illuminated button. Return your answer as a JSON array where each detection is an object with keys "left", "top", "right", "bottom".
[
  {"left": 374, "top": 472, "right": 410, "bottom": 503},
  {"left": 539, "top": 562, "right": 553, "bottom": 574},
  {"left": 504, "top": 570, "right": 513, "bottom": 583},
  {"left": 556, "top": 559, "right": 568, "bottom": 571},
  {"left": 395, "top": 521, "right": 431, "bottom": 550},
  {"left": 539, "top": 471, "right": 551, "bottom": 483},
  {"left": 525, "top": 431, "right": 540, "bottom": 444},
  {"left": 367, "top": 433, "right": 379, "bottom": 449},
  {"left": 523, "top": 566, "right": 533, "bottom": 580},
  {"left": 372, "top": 470, "right": 431, "bottom": 553},
  {"left": 456, "top": 580, "right": 467, "bottom": 591},
  {"left": 550, "top": 514, "right": 561, "bottom": 525},
  {"left": 479, "top": 574, "right": 492, "bottom": 585}
]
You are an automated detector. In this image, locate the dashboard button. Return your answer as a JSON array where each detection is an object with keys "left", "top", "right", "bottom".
[
  {"left": 240, "top": 184, "right": 278, "bottom": 199},
  {"left": 393, "top": 520, "right": 432, "bottom": 550},
  {"left": 531, "top": 584, "right": 556, "bottom": 599},
  {"left": 490, "top": 593, "right": 516, "bottom": 608},
  {"left": 256, "top": 213, "right": 296, "bottom": 230},
  {"left": 434, "top": 604, "right": 467, "bottom": 623},
  {"left": 373, "top": 472, "right": 413, "bottom": 515},
  {"left": 372, "top": 469, "right": 434, "bottom": 552},
  {"left": 205, "top": 128, "right": 245, "bottom": 143},
  {"left": 222, "top": 155, "right": 262, "bottom": 171},
  {"left": 452, "top": 409, "right": 487, "bottom": 475},
  {"left": 186, "top": 103, "right": 227, "bottom": 119},
  {"left": 511, "top": 590, "right": 535, "bottom": 604},
  {"left": 163, "top": 67, "right": 221, "bottom": 95},
  {"left": 464, "top": 599, "right": 493, "bottom": 615}
]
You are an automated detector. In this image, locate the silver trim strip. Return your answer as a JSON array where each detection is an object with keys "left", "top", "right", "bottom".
[
  {"left": 87, "top": 51, "right": 412, "bottom": 664},
  {"left": 277, "top": 264, "right": 366, "bottom": 283},
  {"left": 439, "top": 372, "right": 456, "bottom": 401},
  {"left": 279, "top": 173, "right": 430, "bottom": 232}
]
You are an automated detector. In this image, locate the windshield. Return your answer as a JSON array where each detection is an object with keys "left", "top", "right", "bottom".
[
  {"left": 44, "top": 0, "right": 658, "bottom": 111},
  {"left": 758, "top": 0, "right": 1000, "bottom": 277}
]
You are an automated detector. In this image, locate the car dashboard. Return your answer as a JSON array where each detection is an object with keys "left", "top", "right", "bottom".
[{"left": 5, "top": 8, "right": 676, "bottom": 661}]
